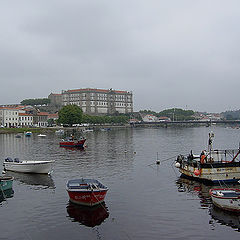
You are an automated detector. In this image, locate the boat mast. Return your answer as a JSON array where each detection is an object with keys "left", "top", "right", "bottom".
[{"left": 208, "top": 132, "right": 214, "bottom": 154}]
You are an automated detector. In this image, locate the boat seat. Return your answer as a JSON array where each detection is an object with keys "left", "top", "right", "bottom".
[
  {"left": 5, "top": 157, "right": 13, "bottom": 162},
  {"left": 14, "top": 158, "right": 21, "bottom": 163}
]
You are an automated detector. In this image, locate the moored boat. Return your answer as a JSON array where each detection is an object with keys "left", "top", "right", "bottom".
[
  {"left": 175, "top": 132, "right": 240, "bottom": 184},
  {"left": 0, "top": 176, "right": 14, "bottom": 191},
  {"left": 0, "top": 188, "right": 14, "bottom": 203},
  {"left": 82, "top": 128, "right": 93, "bottom": 133},
  {"left": 38, "top": 134, "right": 46, "bottom": 137},
  {"left": 55, "top": 129, "right": 64, "bottom": 135},
  {"left": 60, "top": 137, "right": 86, "bottom": 148},
  {"left": 25, "top": 131, "right": 32, "bottom": 137},
  {"left": 3, "top": 158, "right": 54, "bottom": 174},
  {"left": 209, "top": 188, "right": 240, "bottom": 212},
  {"left": 66, "top": 178, "right": 108, "bottom": 207}
]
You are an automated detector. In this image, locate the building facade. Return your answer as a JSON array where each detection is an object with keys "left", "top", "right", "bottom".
[
  {"left": 48, "top": 93, "right": 62, "bottom": 107},
  {"left": 0, "top": 107, "right": 50, "bottom": 128},
  {"left": 18, "top": 113, "right": 34, "bottom": 127},
  {"left": 61, "top": 88, "right": 133, "bottom": 115},
  {"left": 0, "top": 107, "right": 20, "bottom": 127}
]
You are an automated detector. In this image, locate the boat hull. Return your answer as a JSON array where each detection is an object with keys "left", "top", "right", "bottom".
[
  {"left": 210, "top": 188, "right": 240, "bottom": 212},
  {"left": 66, "top": 178, "right": 108, "bottom": 207},
  {"left": 178, "top": 163, "right": 240, "bottom": 183},
  {"left": 67, "top": 190, "right": 108, "bottom": 206},
  {"left": 3, "top": 161, "right": 54, "bottom": 174},
  {"left": 0, "top": 176, "right": 13, "bottom": 191},
  {"left": 60, "top": 139, "right": 86, "bottom": 148}
]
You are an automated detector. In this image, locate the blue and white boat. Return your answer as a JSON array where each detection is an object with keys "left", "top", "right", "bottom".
[{"left": 25, "top": 131, "right": 32, "bottom": 137}]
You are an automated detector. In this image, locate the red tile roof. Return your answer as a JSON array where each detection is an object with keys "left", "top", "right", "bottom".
[
  {"left": 66, "top": 88, "right": 129, "bottom": 94},
  {"left": 19, "top": 113, "right": 33, "bottom": 116},
  {"left": 37, "top": 112, "right": 49, "bottom": 116}
]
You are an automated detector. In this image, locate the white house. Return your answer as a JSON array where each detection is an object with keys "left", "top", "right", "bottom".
[
  {"left": 18, "top": 113, "right": 34, "bottom": 127},
  {"left": 0, "top": 107, "right": 20, "bottom": 127}
]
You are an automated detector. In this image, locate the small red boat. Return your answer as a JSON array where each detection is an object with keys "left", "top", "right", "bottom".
[
  {"left": 66, "top": 178, "right": 108, "bottom": 207},
  {"left": 59, "top": 137, "right": 86, "bottom": 148}
]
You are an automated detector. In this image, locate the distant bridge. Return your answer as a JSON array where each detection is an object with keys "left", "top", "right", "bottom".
[{"left": 130, "top": 120, "right": 240, "bottom": 126}]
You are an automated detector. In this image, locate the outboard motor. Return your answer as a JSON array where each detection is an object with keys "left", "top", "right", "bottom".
[{"left": 5, "top": 157, "right": 13, "bottom": 162}]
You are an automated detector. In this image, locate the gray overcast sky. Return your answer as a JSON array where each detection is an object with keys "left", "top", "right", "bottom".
[{"left": 1, "top": 0, "right": 240, "bottom": 113}]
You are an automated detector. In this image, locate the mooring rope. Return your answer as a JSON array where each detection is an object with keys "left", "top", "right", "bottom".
[{"left": 91, "top": 188, "right": 109, "bottom": 214}]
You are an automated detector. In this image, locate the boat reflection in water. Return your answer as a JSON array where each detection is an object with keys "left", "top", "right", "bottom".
[
  {"left": 176, "top": 177, "right": 240, "bottom": 231},
  {"left": 8, "top": 172, "right": 55, "bottom": 189},
  {"left": 0, "top": 188, "right": 14, "bottom": 203},
  {"left": 66, "top": 201, "right": 109, "bottom": 227},
  {"left": 176, "top": 177, "right": 212, "bottom": 208},
  {"left": 209, "top": 205, "right": 240, "bottom": 231}
]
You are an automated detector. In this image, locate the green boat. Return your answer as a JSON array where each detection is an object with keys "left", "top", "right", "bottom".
[
  {"left": 0, "top": 176, "right": 14, "bottom": 191},
  {"left": 0, "top": 188, "right": 14, "bottom": 203}
]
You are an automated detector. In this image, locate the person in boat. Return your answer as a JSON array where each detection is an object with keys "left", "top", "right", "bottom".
[
  {"left": 200, "top": 150, "right": 206, "bottom": 164},
  {"left": 187, "top": 150, "right": 194, "bottom": 163}
]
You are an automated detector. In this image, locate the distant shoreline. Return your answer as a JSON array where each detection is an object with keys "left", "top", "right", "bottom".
[{"left": 0, "top": 124, "right": 129, "bottom": 134}]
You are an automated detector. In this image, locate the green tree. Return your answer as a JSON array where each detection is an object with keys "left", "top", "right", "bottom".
[
  {"left": 21, "top": 98, "right": 50, "bottom": 106},
  {"left": 58, "top": 105, "right": 83, "bottom": 126}
]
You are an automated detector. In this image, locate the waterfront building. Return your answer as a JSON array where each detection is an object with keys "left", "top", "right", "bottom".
[
  {"left": 18, "top": 113, "right": 34, "bottom": 127},
  {"left": 0, "top": 107, "right": 23, "bottom": 127},
  {"left": 34, "top": 112, "right": 49, "bottom": 127},
  {"left": 0, "top": 106, "right": 52, "bottom": 128},
  {"left": 61, "top": 88, "right": 133, "bottom": 115}
]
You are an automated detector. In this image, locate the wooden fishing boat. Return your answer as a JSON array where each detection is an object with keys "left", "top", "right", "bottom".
[
  {"left": 66, "top": 178, "right": 108, "bottom": 207},
  {"left": 175, "top": 132, "right": 240, "bottom": 184},
  {"left": 60, "top": 137, "right": 86, "bottom": 148},
  {"left": 0, "top": 176, "right": 14, "bottom": 191},
  {"left": 210, "top": 188, "right": 240, "bottom": 212},
  {"left": 3, "top": 158, "right": 54, "bottom": 174}
]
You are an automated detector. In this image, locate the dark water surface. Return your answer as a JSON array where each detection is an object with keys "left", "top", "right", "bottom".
[{"left": 0, "top": 126, "right": 240, "bottom": 240}]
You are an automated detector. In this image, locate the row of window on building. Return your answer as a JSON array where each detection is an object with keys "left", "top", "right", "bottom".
[{"left": 0, "top": 108, "right": 57, "bottom": 128}]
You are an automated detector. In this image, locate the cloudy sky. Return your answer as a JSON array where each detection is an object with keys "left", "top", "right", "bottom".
[{"left": 1, "top": 0, "right": 240, "bottom": 113}]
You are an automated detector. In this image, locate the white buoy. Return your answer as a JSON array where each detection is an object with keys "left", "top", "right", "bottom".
[
  {"left": 2, "top": 170, "right": 6, "bottom": 174},
  {"left": 175, "top": 162, "right": 181, "bottom": 168}
]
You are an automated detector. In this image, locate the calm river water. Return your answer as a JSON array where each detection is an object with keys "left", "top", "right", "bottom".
[{"left": 0, "top": 126, "right": 240, "bottom": 240}]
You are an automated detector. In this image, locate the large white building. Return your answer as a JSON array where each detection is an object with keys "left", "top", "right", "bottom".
[
  {"left": 61, "top": 88, "right": 133, "bottom": 115},
  {"left": 0, "top": 107, "right": 21, "bottom": 127},
  {"left": 0, "top": 106, "right": 39, "bottom": 127}
]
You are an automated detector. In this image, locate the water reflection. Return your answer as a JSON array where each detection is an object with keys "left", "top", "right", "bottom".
[
  {"left": 60, "top": 146, "right": 85, "bottom": 151},
  {"left": 176, "top": 177, "right": 240, "bottom": 231},
  {"left": 209, "top": 205, "right": 240, "bottom": 231},
  {"left": 7, "top": 172, "right": 55, "bottom": 189},
  {"left": 66, "top": 202, "right": 109, "bottom": 227},
  {"left": 176, "top": 177, "right": 212, "bottom": 208},
  {"left": 0, "top": 188, "right": 14, "bottom": 203}
]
